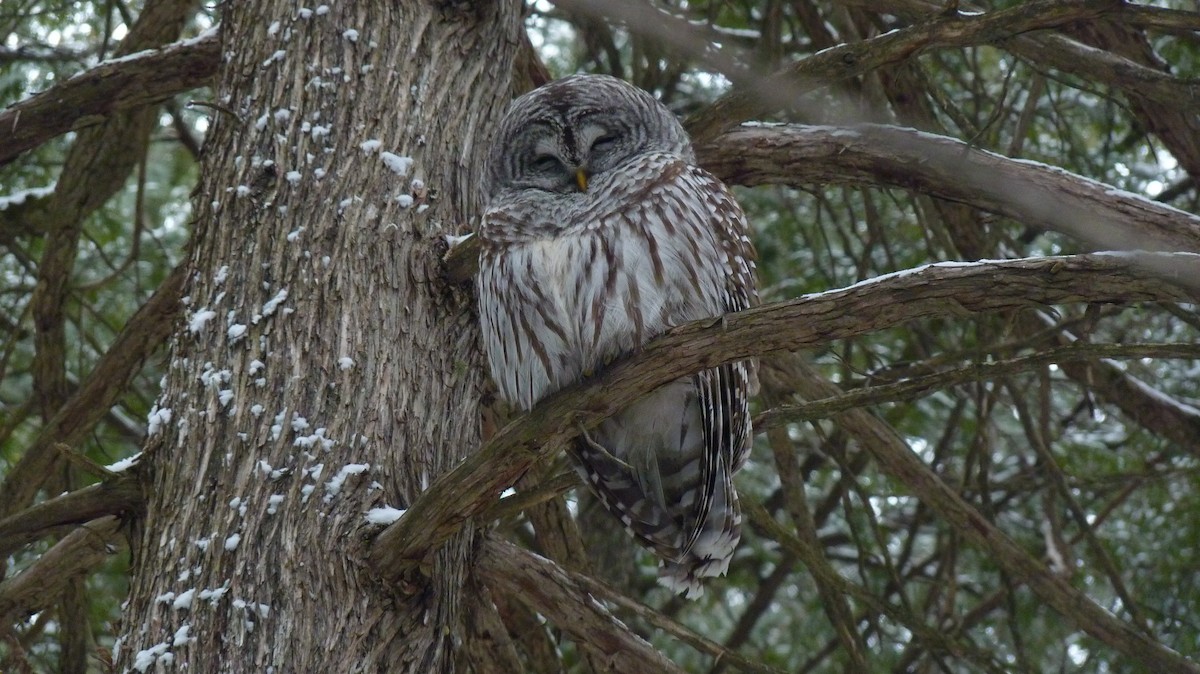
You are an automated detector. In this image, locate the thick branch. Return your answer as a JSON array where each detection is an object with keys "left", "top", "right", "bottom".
[
  {"left": 697, "top": 124, "right": 1200, "bottom": 254},
  {"left": 445, "top": 124, "right": 1200, "bottom": 285},
  {"left": 0, "top": 28, "right": 219, "bottom": 166},
  {"left": 0, "top": 476, "right": 141, "bottom": 559},
  {"left": 478, "top": 537, "right": 686, "bottom": 674},
  {"left": 370, "top": 252, "right": 1193, "bottom": 579}
]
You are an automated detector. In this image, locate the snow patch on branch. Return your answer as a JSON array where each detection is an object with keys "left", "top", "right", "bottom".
[
  {"left": 107, "top": 453, "right": 142, "bottom": 473},
  {"left": 365, "top": 506, "right": 406, "bottom": 525},
  {"left": 0, "top": 184, "right": 55, "bottom": 210}
]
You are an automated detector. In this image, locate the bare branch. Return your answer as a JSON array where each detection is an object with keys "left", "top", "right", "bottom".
[
  {"left": 0, "top": 28, "right": 219, "bottom": 166},
  {"left": 764, "top": 430, "right": 869, "bottom": 668},
  {"left": 0, "top": 264, "right": 184, "bottom": 519},
  {"left": 478, "top": 537, "right": 687, "bottom": 674},
  {"left": 685, "top": 0, "right": 1133, "bottom": 141},
  {"left": 523, "top": 545, "right": 790, "bottom": 674},
  {"left": 817, "top": 0, "right": 1199, "bottom": 130},
  {"left": 741, "top": 501, "right": 1007, "bottom": 669},
  {"left": 777, "top": 360, "right": 1199, "bottom": 673},
  {"left": 0, "top": 476, "right": 141, "bottom": 559},
  {"left": 1017, "top": 312, "right": 1200, "bottom": 454},
  {"left": 756, "top": 343, "right": 1200, "bottom": 436},
  {"left": 549, "top": 0, "right": 753, "bottom": 85},
  {"left": 1121, "top": 5, "right": 1200, "bottom": 36}
]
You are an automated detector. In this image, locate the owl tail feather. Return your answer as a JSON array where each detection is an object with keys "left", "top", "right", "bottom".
[
  {"left": 656, "top": 466, "right": 742, "bottom": 598},
  {"left": 572, "top": 434, "right": 742, "bottom": 599}
]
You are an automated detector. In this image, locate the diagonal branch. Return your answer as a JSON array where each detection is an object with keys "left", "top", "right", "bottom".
[
  {"left": 778, "top": 360, "right": 1198, "bottom": 673},
  {"left": 0, "top": 476, "right": 141, "bottom": 559},
  {"left": 0, "top": 517, "right": 122, "bottom": 631},
  {"left": 478, "top": 536, "right": 686, "bottom": 674},
  {"left": 740, "top": 501, "right": 1005, "bottom": 668},
  {"left": 489, "top": 534, "right": 790, "bottom": 674},
  {"left": 370, "top": 252, "right": 1193, "bottom": 581},
  {"left": 1016, "top": 312, "right": 1200, "bottom": 454},
  {"left": 755, "top": 342, "right": 1200, "bottom": 440},
  {"left": 764, "top": 426, "right": 870, "bottom": 668},
  {"left": 829, "top": 0, "right": 1200, "bottom": 178}
]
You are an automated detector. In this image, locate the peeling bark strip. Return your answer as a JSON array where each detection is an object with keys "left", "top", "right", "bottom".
[{"left": 116, "top": 3, "right": 521, "bottom": 672}]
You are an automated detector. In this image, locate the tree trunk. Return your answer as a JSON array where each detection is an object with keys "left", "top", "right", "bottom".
[{"left": 117, "top": 2, "right": 520, "bottom": 671}]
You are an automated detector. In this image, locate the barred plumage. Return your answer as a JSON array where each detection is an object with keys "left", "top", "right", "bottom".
[{"left": 477, "top": 75, "right": 757, "bottom": 597}]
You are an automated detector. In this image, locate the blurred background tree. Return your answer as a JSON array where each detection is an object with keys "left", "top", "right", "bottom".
[{"left": 1, "top": 0, "right": 1198, "bottom": 672}]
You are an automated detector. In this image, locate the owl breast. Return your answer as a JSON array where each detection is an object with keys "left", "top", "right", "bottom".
[{"left": 479, "top": 153, "right": 728, "bottom": 411}]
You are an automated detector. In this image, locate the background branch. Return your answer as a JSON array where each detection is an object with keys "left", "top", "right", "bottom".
[
  {"left": 0, "top": 263, "right": 184, "bottom": 519},
  {"left": 0, "top": 28, "right": 219, "bottom": 166},
  {"left": 478, "top": 537, "right": 687, "bottom": 674},
  {"left": 0, "top": 517, "right": 121, "bottom": 632}
]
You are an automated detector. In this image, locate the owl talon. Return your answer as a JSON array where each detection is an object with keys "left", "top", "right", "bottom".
[{"left": 576, "top": 424, "right": 632, "bottom": 472}]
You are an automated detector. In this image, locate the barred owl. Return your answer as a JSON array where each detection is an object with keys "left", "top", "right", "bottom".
[{"left": 477, "top": 74, "right": 757, "bottom": 597}]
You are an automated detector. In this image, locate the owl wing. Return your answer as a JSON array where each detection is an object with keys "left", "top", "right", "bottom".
[
  {"left": 666, "top": 167, "right": 758, "bottom": 591},
  {"left": 572, "top": 162, "right": 758, "bottom": 597}
]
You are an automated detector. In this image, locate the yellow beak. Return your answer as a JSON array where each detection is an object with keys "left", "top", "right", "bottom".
[{"left": 575, "top": 169, "right": 589, "bottom": 192}]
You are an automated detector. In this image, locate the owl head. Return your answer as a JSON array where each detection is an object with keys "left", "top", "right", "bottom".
[{"left": 485, "top": 74, "right": 695, "bottom": 199}]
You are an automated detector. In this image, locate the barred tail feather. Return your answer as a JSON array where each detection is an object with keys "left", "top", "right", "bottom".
[
  {"left": 571, "top": 376, "right": 745, "bottom": 598},
  {"left": 573, "top": 436, "right": 742, "bottom": 598},
  {"left": 657, "top": 457, "right": 742, "bottom": 598},
  {"left": 571, "top": 433, "right": 689, "bottom": 562}
]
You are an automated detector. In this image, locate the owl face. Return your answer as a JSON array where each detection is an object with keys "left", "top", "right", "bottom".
[{"left": 486, "top": 75, "right": 694, "bottom": 199}]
